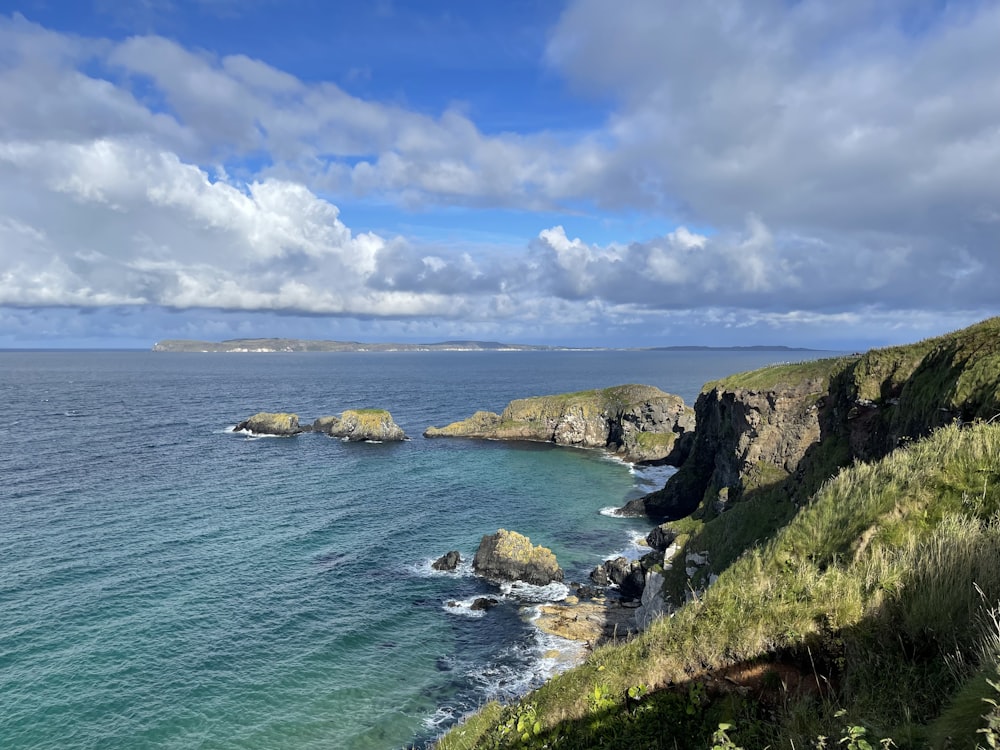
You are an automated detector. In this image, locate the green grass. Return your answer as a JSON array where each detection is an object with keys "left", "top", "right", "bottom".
[
  {"left": 703, "top": 356, "right": 851, "bottom": 392},
  {"left": 434, "top": 423, "right": 1000, "bottom": 749},
  {"left": 632, "top": 431, "right": 678, "bottom": 451}
]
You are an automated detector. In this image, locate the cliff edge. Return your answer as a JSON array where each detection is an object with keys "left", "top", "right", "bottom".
[{"left": 424, "top": 383, "right": 694, "bottom": 464}]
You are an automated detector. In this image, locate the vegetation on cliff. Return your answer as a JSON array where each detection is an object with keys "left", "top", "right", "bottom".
[
  {"left": 436, "top": 317, "right": 1000, "bottom": 749},
  {"left": 424, "top": 384, "right": 694, "bottom": 463}
]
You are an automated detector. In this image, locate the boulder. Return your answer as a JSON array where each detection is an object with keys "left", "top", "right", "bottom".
[
  {"left": 590, "top": 556, "right": 632, "bottom": 587},
  {"left": 646, "top": 524, "right": 677, "bottom": 551},
  {"left": 234, "top": 412, "right": 302, "bottom": 436},
  {"left": 472, "top": 529, "right": 563, "bottom": 585},
  {"left": 619, "top": 565, "right": 647, "bottom": 601},
  {"left": 432, "top": 551, "right": 462, "bottom": 571},
  {"left": 589, "top": 556, "right": 646, "bottom": 600},
  {"left": 470, "top": 597, "right": 500, "bottom": 611},
  {"left": 313, "top": 409, "right": 406, "bottom": 442}
]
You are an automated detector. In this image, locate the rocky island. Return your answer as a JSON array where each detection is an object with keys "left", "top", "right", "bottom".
[
  {"left": 423, "top": 384, "right": 694, "bottom": 463},
  {"left": 234, "top": 409, "right": 406, "bottom": 441}
]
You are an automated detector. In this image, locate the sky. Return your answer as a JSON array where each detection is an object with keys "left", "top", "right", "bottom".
[{"left": 1, "top": 0, "right": 999, "bottom": 349}]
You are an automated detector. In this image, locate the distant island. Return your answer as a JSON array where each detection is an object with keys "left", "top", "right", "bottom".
[
  {"left": 151, "top": 338, "right": 573, "bottom": 352},
  {"left": 151, "top": 338, "right": 823, "bottom": 353}
]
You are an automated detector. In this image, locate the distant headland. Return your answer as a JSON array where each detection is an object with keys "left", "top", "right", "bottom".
[{"left": 151, "top": 338, "right": 823, "bottom": 353}]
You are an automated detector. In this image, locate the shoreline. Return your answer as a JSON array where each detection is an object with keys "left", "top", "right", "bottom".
[{"left": 422, "top": 456, "right": 675, "bottom": 745}]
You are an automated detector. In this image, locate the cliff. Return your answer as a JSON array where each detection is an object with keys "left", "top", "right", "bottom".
[
  {"left": 436, "top": 317, "right": 1000, "bottom": 750},
  {"left": 624, "top": 318, "right": 1000, "bottom": 545},
  {"left": 424, "top": 384, "right": 694, "bottom": 463}
]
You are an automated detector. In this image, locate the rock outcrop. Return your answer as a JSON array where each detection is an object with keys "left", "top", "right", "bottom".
[
  {"left": 424, "top": 384, "right": 694, "bottom": 463},
  {"left": 472, "top": 529, "right": 564, "bottom": 586},
  {"left": 235, "top": 409, "right": 406, "bottom": 441},
  {"left": 234, "top": 412, "right": 303, "bottom": 435},
  {"left": 620, "top": 373, "right": 828, "bottom": 519},
  {"left": 432, "top": 551, "right": 462, "bottom": 571},
  {"left": 312, "top": 409, "right": 406, "bottom": 442},
  {"left": 534, "top": 597, "right": 638, "bottom": 646},
  {"left": 589, "top": 557, "right": 646, "bottom": 600}
]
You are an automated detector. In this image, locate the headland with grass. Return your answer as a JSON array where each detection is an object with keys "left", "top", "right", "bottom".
[{"left": 436, "top": 317, "right": 1000, "bottom": 749}]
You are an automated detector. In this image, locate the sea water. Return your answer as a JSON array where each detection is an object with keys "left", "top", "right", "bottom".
[{"left": 0, "top": 349, "right": 824, "bottom": 749}]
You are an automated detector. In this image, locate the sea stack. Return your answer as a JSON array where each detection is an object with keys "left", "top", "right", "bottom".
[{"left": 472, "top": 529, "right": 563, "bottom": 586}]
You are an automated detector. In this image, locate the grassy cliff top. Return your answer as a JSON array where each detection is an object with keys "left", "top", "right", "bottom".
[
  {"left": 702, "top": 356, "right": 852, "bottom": 392},
  {"left": 439, "top": 422, "right": 1000, "bottom": 749},
  {"left": 507, "top": 383, "right": 679, "bottom": 412},
  {"left": 703, "top": 317, "right": 1000, "bottom": 414}
]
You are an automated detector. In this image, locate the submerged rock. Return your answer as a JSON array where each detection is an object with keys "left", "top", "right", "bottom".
[
  {"left": 432, "top": 551, "right": 462, "bottom": 571},
  {"left": 470, "top": 597, "right": 500, "bottom": 611},
  {"left": 312, "top": 409, "right": 406, "bottom": 442},
  {"left": 234, "top": 412, "right": 302, "bottom": 436},
  {"left": 472, "top": 529, "right": 564, "bottom": 586},
  {"left": 424, "top": 384, "right": 694, "bottom": 464}
]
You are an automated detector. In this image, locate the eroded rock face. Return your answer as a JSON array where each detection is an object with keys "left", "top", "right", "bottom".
[
  {"left": 589, "top": 557, "right": 646, "bottom": 600},
  {"left": 646, "top": 524, "right": 677, "bottom": 551},
  {"left": 472, "top": 529, "right": 563, "bottom": 585},
  {"left": 620, "top": 377, "right": 826, "bottom": 519},
  {"left": 312, "top": 409, "right": 406, "bottom": 442},
  {"left": 424, "top": 384, "right": 694, "bottom": 464},
  {"left": 234, "top": 412, "right": 302, "bottom": 435}
]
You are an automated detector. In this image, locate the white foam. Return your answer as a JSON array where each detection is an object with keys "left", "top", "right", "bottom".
[
  {"left": 499, "top": 580, "right": 569, "bottom": 603},
  {"left": 463, "top": 616, "right": 587, "bottom": 701},
  {"left": 599, "top": 505, "right": 627, "bottom": 518},
  {"left": 602, "top": 530, "right": 650, "bottom": 562},
  {"left": 442, "top": 597, "right": 489, "bottom": 619},
  {"left": 227, "top": 426, "right": 288, "bottom": 440},
  {"left": 632, "top": 463, "right": 678, "bottom": 490},
  {"left": 406, "top": 556, "right": 474, "bottom": 578},
  {"left": 422, "top": 705, "right": 460, "bottom": 730}
]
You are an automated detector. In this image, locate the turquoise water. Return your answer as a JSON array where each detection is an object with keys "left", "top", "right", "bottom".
[{"left": 0, "top": 350, "right": 823, "bottom": 748}]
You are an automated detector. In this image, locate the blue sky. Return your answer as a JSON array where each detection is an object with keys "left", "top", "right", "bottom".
[{"left": 1, "top": 1, "right": 998, "bottom": 349}]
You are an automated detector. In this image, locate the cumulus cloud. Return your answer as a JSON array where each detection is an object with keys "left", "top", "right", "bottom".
[
  {"left": 1, "top": 4, "right": 1000, "bottom": 347},
  {"left": 546, "top": 1, "right": 1000, "bottom": 288},
  {"left": 0, "top": 137, "right": 459, "bottom": 316}
]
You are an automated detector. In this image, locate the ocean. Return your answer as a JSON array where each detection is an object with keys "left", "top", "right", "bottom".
[{"left": 0, "top": 349, "right": 824, "bottom": 749}]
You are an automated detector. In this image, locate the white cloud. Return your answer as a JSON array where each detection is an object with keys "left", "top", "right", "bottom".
[
  {"left": 1, "top": 5, "right": 1000, "bottom": 347},
  {"left": 0, "top": 137, "right": 468, "bottom": 316}
]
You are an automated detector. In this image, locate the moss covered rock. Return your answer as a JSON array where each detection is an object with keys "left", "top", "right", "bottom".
[
  {"left": 234, "top": 412, "right": 302, "bottom": 436},
  {"left": 313, "top": 409, "right": 406, "bottom": 442},
  {"left": 472, "top": 529, "right": 563, "bottom": 585},
  {"left": 424, "top": 384, "right": 694, "bottom": 463}
]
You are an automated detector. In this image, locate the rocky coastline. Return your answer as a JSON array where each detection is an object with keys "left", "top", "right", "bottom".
[
  {"left": 424, "top": 383, "right": 695, "bottom": 464},
  {"left": 435, "top": 316, "right": 1000, "bottom": 750}
]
